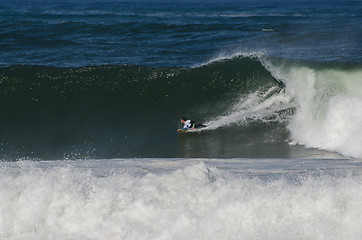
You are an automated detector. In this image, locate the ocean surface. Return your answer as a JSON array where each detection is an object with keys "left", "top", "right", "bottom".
[{"left": 1, "top": 0, "right": 362, "bottom": 239}]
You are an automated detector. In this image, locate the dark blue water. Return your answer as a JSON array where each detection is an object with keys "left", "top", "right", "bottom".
[
  {"left": 0, "top": 0, "right": 361, "bottom": 160},
  {"left": 1, "top": 0, "right": 361, "bottom": 67}
]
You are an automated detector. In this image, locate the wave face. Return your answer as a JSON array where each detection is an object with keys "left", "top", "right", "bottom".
[{"left": 0, "top": 56, "right": 361, "bottom": 159}]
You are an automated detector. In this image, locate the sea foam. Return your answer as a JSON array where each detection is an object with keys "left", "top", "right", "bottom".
[{"left": 1, "top": 161, "right": 362, "bottom": 240}]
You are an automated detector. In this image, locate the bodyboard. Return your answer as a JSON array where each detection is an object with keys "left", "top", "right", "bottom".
[{"left": 177, "top": 126, "right": 206, "bottom": 133}]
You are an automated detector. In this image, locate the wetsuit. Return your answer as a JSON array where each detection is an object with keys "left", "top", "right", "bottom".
[{"left": 183, "top": 120, "right": 195, "bottom": 129}]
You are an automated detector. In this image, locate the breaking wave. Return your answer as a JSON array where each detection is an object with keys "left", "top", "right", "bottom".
[{"left": 0, "top": 55, "right": 361, "bottom": 159}]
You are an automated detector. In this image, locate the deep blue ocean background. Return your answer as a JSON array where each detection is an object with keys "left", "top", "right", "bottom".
[{"left": 1, "top": 0, "right": 361, "bottom": 67}]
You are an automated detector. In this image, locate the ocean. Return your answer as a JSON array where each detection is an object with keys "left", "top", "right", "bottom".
[{"left": 1, "top": 0, "right": 362, "bottom": 239}]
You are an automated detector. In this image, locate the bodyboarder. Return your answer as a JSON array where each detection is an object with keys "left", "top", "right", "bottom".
[{"left": 177, "top": 117, "right": 206, "bottom": 132}]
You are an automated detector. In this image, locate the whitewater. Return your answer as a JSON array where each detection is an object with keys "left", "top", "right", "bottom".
[
  {"left": 203, "top": 53, "right": 362, "bottom": 159},
  {"left": 2, "top": 158, "right": 362, "bottom": 240}
]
